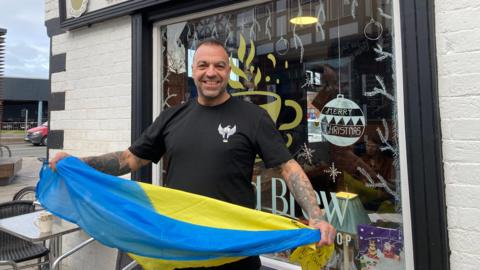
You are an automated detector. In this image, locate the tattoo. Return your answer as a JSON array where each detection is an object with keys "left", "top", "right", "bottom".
[
  {"left": 82, "top": 151, "right": 134, "bottom": 176},
  {"left": 281, "top": 160, "right": 323, "bottom": 221}
]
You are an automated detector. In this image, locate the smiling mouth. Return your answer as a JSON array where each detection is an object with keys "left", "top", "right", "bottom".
[{"left": 202, "top": 80, "right": 221, "bottom": 88}]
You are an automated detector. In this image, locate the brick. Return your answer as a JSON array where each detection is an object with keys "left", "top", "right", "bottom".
[
  {"left": 442, "top": 140, "right": 480, "bottom": 163},
  {"left": 436, "top": 8, "right": 480, "bottom": 33},
  {"left": 112, "top": 130, "right": 130, "bottom": 142},
  {"left": 51, "top": 72, "right": 68, "bottom": 93},
  {"left": 52, "top": 34, "right": 69, "bottom": 55},
  {"left": 86, "top": 130, "right": 114, "bottom": 141},
  {"left": 447, "top": 206, "right": 480, "bottom": 232},
  {"left": 450, "top": 253, "right": 480, "bottom": 270},
  {"left": 442, "top": 119, "right": 480, "bottom": 140},
  {"left": 438, "top": 74, "right": 480, "bottom": 97},
  {"left": 437, "top": 30, "right": 480, "bottom": 55},
  {"left": 64, "top": 130, "right": 87, "bottom": 141},
  {"left": 448, "top": 229, "right": 480, "bottom": 255},
  {"left": 446, "top": 184, "right": 480, "bottom": 208},
  {"left": 437, "top": 51, "right": 480, "bottom": 76},
  {"left": 435, "top": 0, "right": 480, "bottom": 12},
  {"left": 45, "top": 0, "right": 59, "bottom": 21},
  {"left": 439, "top": 97, "right": 480, "bottom": 119},
  {"left": 98, "top": 119, "right": 130, "bottom": 131},
  {"left": 50, "top": 110, "right": 69, "bottom": 121},
  {"left": 444, "top": 162, "right": 480, "bottom": 185}
]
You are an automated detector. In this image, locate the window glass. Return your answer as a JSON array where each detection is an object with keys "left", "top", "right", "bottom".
[{"left": 159, "top": 0, "right": 405, "bottom": 268}]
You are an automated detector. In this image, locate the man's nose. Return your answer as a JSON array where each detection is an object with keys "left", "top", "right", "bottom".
[{"left": 205, "top": 65, "right": 216, "bottom": 77}]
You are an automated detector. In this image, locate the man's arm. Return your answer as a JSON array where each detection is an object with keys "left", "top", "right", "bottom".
[
  {"left": 278, "top": 159, "right": 336, "bottom": 246},
  {"left": 50, "top": 149, "right": 151, "bottom": 176},
  {"left": 82, "top": 150, "right": 151, "bottom": 176}
]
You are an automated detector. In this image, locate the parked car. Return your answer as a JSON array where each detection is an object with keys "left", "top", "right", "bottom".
[{"left": 25, "top": 122, "right": 48, "bottom": 146}]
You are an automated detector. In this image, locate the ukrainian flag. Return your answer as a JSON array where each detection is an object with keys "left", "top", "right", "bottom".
[{"left": 36, "top": 157, "right": 327, "bottom": 269}]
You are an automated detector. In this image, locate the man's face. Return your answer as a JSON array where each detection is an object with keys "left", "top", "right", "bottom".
[
  {"left": 365, "top": 139, "right": 377, "bottom": 156},
  {"left": 192, "top": 44, "right": 231, "bottom": 104}
]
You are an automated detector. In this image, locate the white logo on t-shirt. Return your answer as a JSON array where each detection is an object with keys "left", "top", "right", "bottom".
[{"left": 218, "top": 124, "right": 236, "bottom": 143}]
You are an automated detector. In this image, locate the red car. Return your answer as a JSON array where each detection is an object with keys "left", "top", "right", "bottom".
[{"left": 25, "top": 122, "right": 48, "bottom": 146}]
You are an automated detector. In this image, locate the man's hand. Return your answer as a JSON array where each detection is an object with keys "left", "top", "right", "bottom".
[
  {"left": 309, "top": 218, "right": 336, "bottom": 246},
  {"left": 49, "top": 151, "right": 71, "bottom": 172}
]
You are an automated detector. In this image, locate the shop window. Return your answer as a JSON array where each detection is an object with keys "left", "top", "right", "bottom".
[{"left": 156, "top": 0, "right": 406, "bottom": 269}]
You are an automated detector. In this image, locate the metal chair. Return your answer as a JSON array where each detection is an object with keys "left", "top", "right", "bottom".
[
  {"left": 12, "top": 186, "right": 37, "bottom": 201},
  {"left": 115, "top": 251, "right": 143, "bottom": 270},
  {"left": 0, "top": 200, "right": 49, "bottom": 270}
]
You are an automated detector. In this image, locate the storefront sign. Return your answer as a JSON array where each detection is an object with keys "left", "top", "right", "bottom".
[{"left": 254, "top": 176, "right": 347, "bottom": 225}]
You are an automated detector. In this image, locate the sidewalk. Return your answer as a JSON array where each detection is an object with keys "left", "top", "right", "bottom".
[
  {"left": 0, "top": 134, "right": 26, "bottom": 145},
  {"left": 0, "top": 157, "right": 41, "bottom": 203}
]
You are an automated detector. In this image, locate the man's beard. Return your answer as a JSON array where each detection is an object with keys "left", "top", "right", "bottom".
[{"left": 196, "top": 83, "right": 227, "bottom": 99}]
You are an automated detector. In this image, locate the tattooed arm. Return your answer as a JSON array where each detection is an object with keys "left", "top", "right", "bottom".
[
  {"left": 50, "top": 150, "right": 151, "bottom": 176},
  {"left": 279, "top": 159, "right": 336, "bottom": 246}
]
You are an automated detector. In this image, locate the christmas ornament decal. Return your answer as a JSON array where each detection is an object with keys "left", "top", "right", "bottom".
[{"left": 319, "top": 94, "right": 365, "bottom": 146}]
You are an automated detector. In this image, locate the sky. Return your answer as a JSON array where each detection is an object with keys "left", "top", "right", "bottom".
[{"left": 0, "top": 0, "right": 50, "bottom": 79}]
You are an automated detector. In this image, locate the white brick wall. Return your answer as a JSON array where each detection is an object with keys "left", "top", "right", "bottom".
[
  {"left": 45, "top": 0, "right": 59, "bottom": 21},
  {"left": 47, "top": 14, "right": 132, "bottom": 270},
  {"left": 50, "top": 16, "right": 132, "bottom": 158},
  {"left": 436, "top": 1, "right": 480, "bottom": 269}
]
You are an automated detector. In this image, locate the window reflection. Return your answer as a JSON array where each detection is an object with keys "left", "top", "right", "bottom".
[{"left": 160, "top": 0, "right": 404, "bottom": 268}]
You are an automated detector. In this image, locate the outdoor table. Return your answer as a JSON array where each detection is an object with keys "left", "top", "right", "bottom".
[{"left": 0, "top": 210, "right": 81, "bottom": 269}]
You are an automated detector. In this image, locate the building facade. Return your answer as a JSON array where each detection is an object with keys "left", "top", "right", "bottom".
[
  {"left": 2, "top": 77, "right": 49, "bottom": 127},
  {"left": 44, "top": 0, "right": 478, "bottom": 269}
]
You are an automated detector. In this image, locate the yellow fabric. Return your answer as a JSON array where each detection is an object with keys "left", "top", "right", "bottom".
[
  {"left": 138, "top": 182, "right": 308, "bottom": 231},
  {"left": 130, "top": 183, "right": 311, "bottom": 270},
  {"left": 290, "top": 244, "right": 335, "bottom": 270}
]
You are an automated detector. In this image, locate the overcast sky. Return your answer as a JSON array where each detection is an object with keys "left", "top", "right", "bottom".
[{"left": 0, "top": 0, "right": 49, "bottom": 79}]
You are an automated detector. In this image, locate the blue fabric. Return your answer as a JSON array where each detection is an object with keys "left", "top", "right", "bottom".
[{"left": 36, "top": 157, "right": 320, "bottom": 260}]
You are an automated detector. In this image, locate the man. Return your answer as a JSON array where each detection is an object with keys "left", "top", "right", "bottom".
[{"left": 50, "top": 39, "right": 335, "bottom": 270}]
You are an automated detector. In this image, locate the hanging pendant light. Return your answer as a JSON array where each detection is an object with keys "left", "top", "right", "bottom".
[
  {"left": 290, "top": 16, "right": 318, "bottom": 25},
  {"left": 290, "top": 0, "right": 318, "bottom": 25}
]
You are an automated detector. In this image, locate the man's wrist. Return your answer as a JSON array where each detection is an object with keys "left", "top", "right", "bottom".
[{"left": 309, "top": 209, "right": 327, "bottom": 222}]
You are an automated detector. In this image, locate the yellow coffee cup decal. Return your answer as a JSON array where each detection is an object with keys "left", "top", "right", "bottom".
[
  {"left": 229, "top": 33, "right": 303, "bottom": 150},
  {"left": 232, "top": 91, "right": 302, "bottom": 132},
  {"left": 279, "top": 100, "right": 303, "bottom": 131}
]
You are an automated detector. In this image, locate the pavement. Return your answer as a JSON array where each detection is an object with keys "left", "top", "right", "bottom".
[
  {"left": 0, "top": 133, "right": 26, "bottom": 145},
  {"left": 0, "top": 157, "right": 42, "bottom": 203}
]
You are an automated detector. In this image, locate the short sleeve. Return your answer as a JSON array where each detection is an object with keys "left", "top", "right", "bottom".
[
  {"left": 254, "top": 110, "right": 293, "bottom": 168},
  {"left": 129, "top": 115, "right": 166, "bottom": 163}
]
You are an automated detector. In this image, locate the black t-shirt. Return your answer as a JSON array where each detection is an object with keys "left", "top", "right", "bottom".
[{"left": 129, "top": 96, "right": 292, "bottom": 208}]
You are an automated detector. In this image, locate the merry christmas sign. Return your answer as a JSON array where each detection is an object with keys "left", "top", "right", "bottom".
[{"left": 319, "top": 94, "right": 365, "bottom": 147}]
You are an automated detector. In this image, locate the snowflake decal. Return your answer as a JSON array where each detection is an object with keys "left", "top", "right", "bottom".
[
  {"left": 297, "top": 143, "right": 315, "bottom": 165},
  {"left": 324, "top": 162, "right": 342, "bottom": 183}
]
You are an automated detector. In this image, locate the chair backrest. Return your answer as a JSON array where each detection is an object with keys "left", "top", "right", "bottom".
[
  {"left": 0, "top": 200, "right": 35, "bottom": 219},
  {"left": 0, "top": 201, "right": 36, "bottom": 252},
  {"left": 12, "top": 186, "right": 36, "bottom": 201}
]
